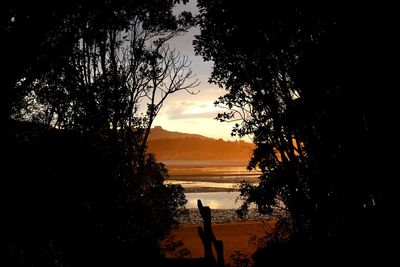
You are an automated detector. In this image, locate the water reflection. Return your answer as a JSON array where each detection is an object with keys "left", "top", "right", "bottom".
[
  {"left": 185, "top": 192, "right": 242, "bottom": 209},
  {"left": 163, "top": 161, "right": 260, "bottom": 209},
  {"left": 166, "top": 180, "right": 238, "bottom": 189}
]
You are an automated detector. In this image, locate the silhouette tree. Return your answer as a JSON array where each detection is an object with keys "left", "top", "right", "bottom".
[
  {"left": 12, "top": 1, "right": 197, "bottom": 162},
  {"left": 1, "top": 0, "right": 196, "bottom": 266},
  {"left": 195, "top": 1, "right": 396, "bottom": 263}
]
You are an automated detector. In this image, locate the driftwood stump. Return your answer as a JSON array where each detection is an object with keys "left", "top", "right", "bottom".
[{"left": 197, "top": 199, "right": 224, "bottom": 267}]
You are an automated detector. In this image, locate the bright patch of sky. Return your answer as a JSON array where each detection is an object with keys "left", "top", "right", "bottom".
[{"left": 152, "top": 0, "right": 239, "bottom": 141}]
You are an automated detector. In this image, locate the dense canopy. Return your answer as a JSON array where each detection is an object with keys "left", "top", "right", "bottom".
[{"left": 195, "top": 1, "right": 397, "bottom": 264}]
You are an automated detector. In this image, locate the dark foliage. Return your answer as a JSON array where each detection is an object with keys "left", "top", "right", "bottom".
[
  {"left": 195, "top": 1, "right": 398, "bottom": 263},
  {"left": 1, "top": 0, "right": 194, "bottom": 265},
  {"left": 1, "top": 121, "right": 186, "bottom": 266}
]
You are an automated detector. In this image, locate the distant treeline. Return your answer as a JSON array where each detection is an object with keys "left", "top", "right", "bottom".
[{"left": 148, "top": 137, "right": 254, "bottom": 161}]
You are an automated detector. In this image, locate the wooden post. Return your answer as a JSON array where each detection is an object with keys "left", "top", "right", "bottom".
[
  {"left": 215, "top": 240, "right": 224, "bottom": 267},
  {"left": 197, "top": 199, "right": 224, "bottom": 266},
  {"left": 197, "top": 199, "right": 213, "bottom": 262}
]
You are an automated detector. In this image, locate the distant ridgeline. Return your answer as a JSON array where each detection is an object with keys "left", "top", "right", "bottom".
[{"left": 147, "top": 126, "right": 254, "bottom": 161}]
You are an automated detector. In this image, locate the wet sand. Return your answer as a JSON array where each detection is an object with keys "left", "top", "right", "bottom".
[{"left": 162, "top": 161, "right": 269, "bottom": 263}]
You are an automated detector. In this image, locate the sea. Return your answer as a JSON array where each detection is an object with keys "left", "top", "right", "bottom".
[{"left": 163, "top": 160, "right": 260, "bottom": 209}]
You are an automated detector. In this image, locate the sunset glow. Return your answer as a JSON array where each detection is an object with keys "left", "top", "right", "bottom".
[{"left": 153, "top": 2, "right": 239, "bottom": 141}]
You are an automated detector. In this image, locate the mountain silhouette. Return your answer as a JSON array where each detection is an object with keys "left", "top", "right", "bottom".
[
  {"left": 147, "top": 126, "right": 254, "bottom": 161},
  {"left": 148, "top": 126, "right": 214, "bottom": 141}
]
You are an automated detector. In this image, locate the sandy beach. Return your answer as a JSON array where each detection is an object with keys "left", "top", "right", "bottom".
[
  {"left": 161, "top": 160, "right": 269, "bottom": 263},
  {"left": 164, "top": 220, "right": 275, "bottom": 265}
]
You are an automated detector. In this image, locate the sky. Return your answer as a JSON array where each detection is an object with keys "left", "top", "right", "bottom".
[{"left": 152, "top": 1, "right": 239, "bottom": 141}]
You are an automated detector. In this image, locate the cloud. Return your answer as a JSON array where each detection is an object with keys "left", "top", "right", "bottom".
[
  {"left": 159, "top": 100, "right": 221, "bottom": 120},
  {"left": 150, "top": 3, "right": 235, "bottom": 140},
  {"left": 179, "top": 101, "right": 197, "bottom": 107},
  {"left": 168, "top": 111, "right": 218, "bottom": 120}
]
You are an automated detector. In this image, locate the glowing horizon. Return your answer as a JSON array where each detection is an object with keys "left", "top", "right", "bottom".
[{"left": 152, "top": 1, "right": 242, "bottom": 142}]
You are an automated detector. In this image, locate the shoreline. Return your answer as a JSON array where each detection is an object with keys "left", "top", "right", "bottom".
[
  {"left": 183, "top": 187, "right": 238, "bottom": 193},
  {"left": 177, "top": 208, "right": 270, "bottom": 224},
  {"left": 162, "top": 160, "right": 251, "bottom": 168},
  {"left": 168, "top": 176, "right": 259, "bottom": 184},
  {"left": 166, "top": 178, "right": 258, "bottom": 193}
]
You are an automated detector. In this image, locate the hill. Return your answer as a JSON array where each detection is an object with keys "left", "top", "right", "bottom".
[
  {"left": 148, "top": 126, "right": 213, "bottom": 141},
  {"left": 147, "top": 127, "right": 254, "bottom": 162}
]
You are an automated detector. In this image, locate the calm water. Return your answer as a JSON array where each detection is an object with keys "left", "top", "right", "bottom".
[
  {"left": 185, "top": 191, "right": 242, "bottom": 209},
  {"left": 163, "top": 160, "right": 260, "bottom": 209},
  {"left": 165, "top": 180, "right": 239, "bottom": 189}
]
